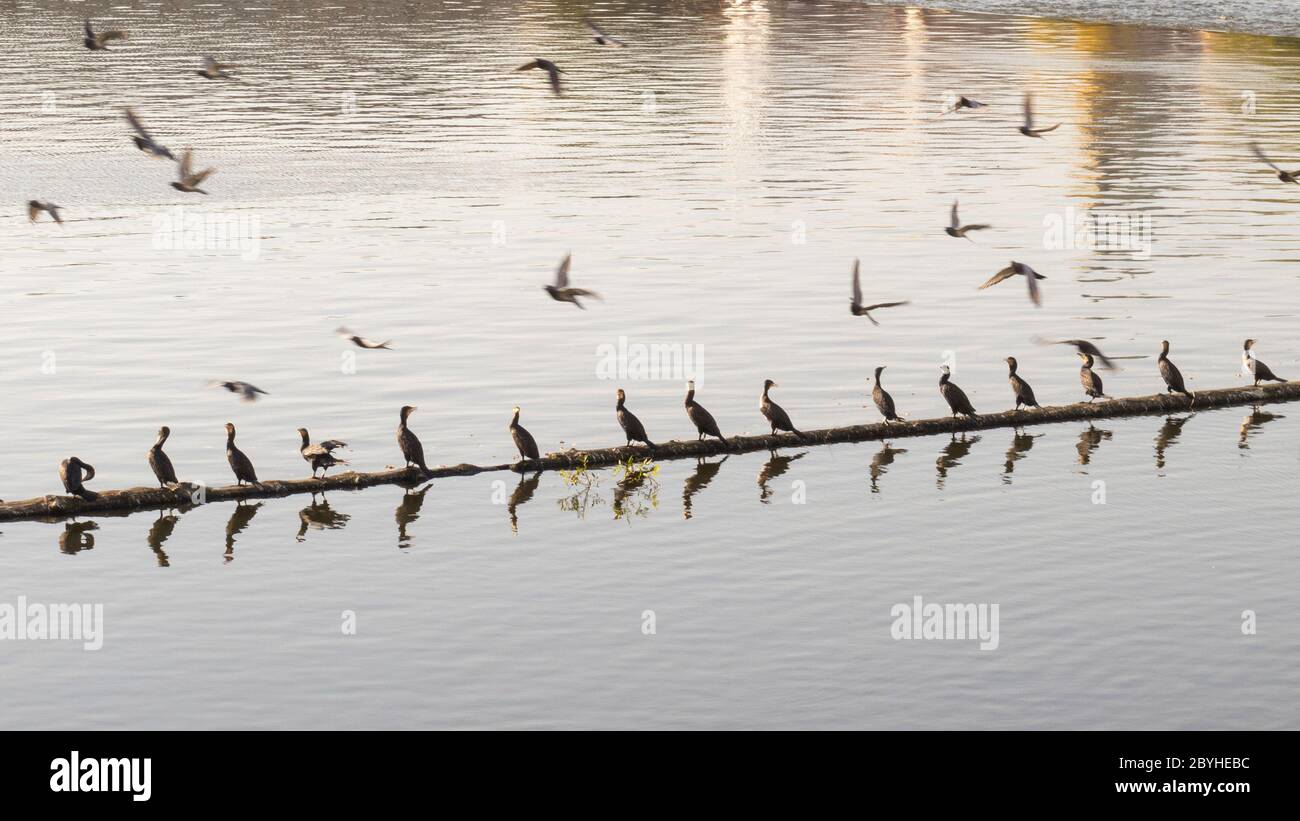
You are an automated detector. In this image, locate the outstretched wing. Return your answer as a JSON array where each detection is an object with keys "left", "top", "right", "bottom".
[
  {"left": 979, "top": 265, "right": 1016, "bottom": 290},
  {"left": 555, "top": 254, "right": 571, "bottom": 288},
  {"left": 949, "top": 200, "right": 959, "bottom": 230},
  {"left": 178, "top": 149, "right": 193, "bottom": 180},
  {"left": 124, "top": 107, "right": 151, "bottom": 139},
  {"left": 1025, "top": 269, "right": 1042, "bottom": 306},
  {"left": 1250, "top": 141, "right": 1283, "bottom": 173},
  {"left": 851, "top": 258, "right": 862, "bottom": 305},
  {"left": 1022, "top": 93, "right": 1034, "bottom": 129}
]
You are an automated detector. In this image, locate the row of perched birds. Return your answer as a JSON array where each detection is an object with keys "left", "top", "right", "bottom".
[{"left": 53, "top": 337, "right": 1287, "bottom": 501}]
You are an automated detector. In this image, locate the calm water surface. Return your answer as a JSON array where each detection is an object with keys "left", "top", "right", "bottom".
[{"left": 0, "top": 0, "right": 1297, "bottom": 729}]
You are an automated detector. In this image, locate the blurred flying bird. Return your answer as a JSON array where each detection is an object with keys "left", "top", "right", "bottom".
[
  {"left": 124, "top": 107, "right": 176, "bottom": 160},
  {"left": 544, "top": 254, "right": 601, "bottom": 308},
  {"left": 172, "top": 149, "right": 215, "bottom": 194},
  {"left": 83, "top": 20, "right": 127, "bottom": 51},
  {"left": 1018, "top": 93, "right": 1059, "bottom": 138},
  {"left": 942, "top": 95, "right": 985, "bottom": 115},
  {"left": 210, "top": 381, "right": 268, "bottom": 402},
  {"left": 1249, "top": 142, "right": 1300, "bottom": 184},
  {"left": 336, "top": 327, "right": 392, "bottom": 349},
  {"left": 946, "top": 200, "right": 990, "bottom": 240},
  {"left": 1038, "top": 337, "right": 1117, "bottom": 371},
  {"left": 197, "top": 56, "right": 238, "bottom": 80},
  {"left": 516, "top": 58, "right": 564, "bottom": 96},
  {"left": 27, "top": 200, "right": 63, "bottom": 225},
  {"left": 849, "top": 259, "right": 909, "bottom": 325},
  {"left": 980, "top": 261, "right": 1044, "bottom": 306},
  {"left": 584, "top": 18, "right": 627, "bottom": 47}
]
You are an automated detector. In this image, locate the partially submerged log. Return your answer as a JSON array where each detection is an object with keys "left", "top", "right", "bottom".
[{"left": 2, "top": 380, "right": 1297, "bottom": 522}]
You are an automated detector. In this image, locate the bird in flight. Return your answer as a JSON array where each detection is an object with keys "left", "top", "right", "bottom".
[
  {"left": 83, "top": 20, "right": 127, "bottom": 51},
  {"left": 28, "top": 200, "right": 64, "bottom": 225},
  {"left": 946, "top": 200, "right": 990, "bottom": 240},
  {"left": 1018, "top": 93, "right": 1060, "bottom": 138},
  {"left": 584, "top": 19, "right": 627, "bottom": 47},
  {"left": 336, "top": 327, "right": 393, "bottom": 350},
  {"left": 516, "top": 58, "right": 564, "bottom": 96},
  {"left": 197, "top": 56, "right": 238, "bottom": 80},
  {"left": 849, "top": 259, "right": 909, "bottom": 325},
  {"left": 544, "top": 254, "right": 601, "bottom": 309},
  {"left": 942, "top": 95, "right": 985, "bottom": 115},
  {"left": 1036, "top": 337, "right": 1117, "bottom": 371},
  {"left": 124, "top": 108, "right": 175, "bottom": 160},
  {"left": 980, "top": 261, "right": 1045, "bottom": 306},
  {"left": 1249, "top": 142, "right": 1300, "bottom": 184},
  {"left": 172, "top": 149, "right": 215, "bottom": 194},
  {"left": 209, "top": 381, "right": 268, "bottom": 402}
]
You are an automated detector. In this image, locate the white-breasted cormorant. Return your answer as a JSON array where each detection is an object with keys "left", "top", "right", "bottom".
[
  {"left": 685, "top": 381, "right": 727, "bottom": 446},
  {"left": 27, "top": 201, "right": 63, "bottom": 225},
  {"left": 59, "top": 457, "right": 97, "bottom": 500},
  {"left": 1242, "top": 339, "right": 1285, "bottom": 385},
  {"left": 397, "top": 405, "right": 430, "bottom": 474},
  {"left": 210, "top": 380, "right": 268, "bottom": 402},
  {"left": 225, "top": 423, "right": 258, "bottom": 486},
  {"left": 1005, "top": 357, "right": 1040, "bottom": 410},
  {"left": 1019, "top": 93, "right": 1059, "bottom": 137},
  {"left": 1249, "top": 143, "right": 1300, "bottom": 184},
  {"left": 584, "top": 18, "right": 627, "bottom": 46},
  {"left": 336, "top": 327, "right": 392, "bottom": 349},
  {"left": 1078, "top": 352, "right": 1107, "bottom": 401},
  {"left": 850, "top": 259, "right": 909, "bottom": 325},
  {"left": 761, "top": 379, "right": 805, "bottom": 439},
  {"left": 871, "top": 366, "right": 902, "bottom": 422},
  {"left": 980, "top": 261, "right": 1044, "bottom": 306},
  {"left": 172, "top": 149, "right": 214, "bottom": 194},
  {"left": 939, "top": 366, "right": 978, "bottom": 420},
  {"left": 946, "top": 201, "right": 990, "bottom": 240},
  {"left": 544, "top": 254, "right": 601, "bottom": 309},
  {"left": 1157, "top": 340, "right": 1194, "bottom": 401},
  {"left": 298, "top": 428, "right": 348, "bottom": 478},
  {"left": 516, "top": 58, "right": 564, "bottom": 96},
  {"left": 148, "top": 426, "right": 179, "bottom": 487},
  {"left": 616, "top": 388, "right": 654, "bottom": 449},
  {"left": 123, "top": 108, "right": 175, "bottom": 160},
  {"left": 83, "top": 20, "right": 127, "bottom": 50},
  {"left": 510, "top": 407, "right": 540, "bottom": 463},
  {"left": 197, "top": 56, "right": 237, "bottom": 80}
]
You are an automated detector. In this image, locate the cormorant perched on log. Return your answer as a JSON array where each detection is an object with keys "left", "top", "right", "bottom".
[
  {"left": 616, "top": 389, "right": 654, "bottom": 449},
  {"left": 1078, "top": 353, "right": 1107, "bottom": 401},
  {"left": 298, "top": 428, "right": 347, "bottom": 478},
  {"left": 59, "top": 457, "right": 97, "bottom": 500},
  {"left": 685, "top": 381, "right": 727, "bottom": 446},
  {"left": 871, "top": 366, "right": 902, "bottom": 422},
  {"left": 761, "top": 379, "right": 805, "bottom": 439},
  {"left": 225, "top": 423, "right": 258, "bottom": 486},
  {"left": 1242, "top": 339, "right": 1285, "bottom": 385},
  {"left": 397, "top": 405, "right": 430, "bottom": 474},
  {"left": 148, "top": 426, "right": 179, "bottom": 487},
  {"left": 1157, "top": 340, "right": 1194, "bottom": 402},
  {"left": 1005, "top": 357, "right": 1040, "bottom": 410},
  {"left": 510, "top": 406, "right": 540, "bottom": 463},
  {"left": 939, "top": 366, "right": 978, "bottom": 421}
]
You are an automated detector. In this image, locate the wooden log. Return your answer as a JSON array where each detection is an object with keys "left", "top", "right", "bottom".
[{"left": 1, "top": 380, "right": 1297, "bottom": 522}]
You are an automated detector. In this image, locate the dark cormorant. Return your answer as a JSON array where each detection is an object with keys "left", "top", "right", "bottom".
[
  {"left": 83, "top": 20, "right": 127, "bottom": 50},
  {"left": 1078, "top": 352, "right": 1107, "bottom": 401},
  {"left": 615, "top": 388, "right": 654, "bottom": 449},
  {"left": 59, "top": 457, "right": 97, "bottom": 500},
  {"left": 27, "top": 200, "right": 64, "bottom": 225},
  {"left": 1157, "top": 340, "right": 1194, "bottom": 401},
  {"left": 685, "top": 381, "right": 727, "bottom": 446},
  {"left": 1040, "top": 337, "right": 1116, "bottom": 370},
  {"left": 397, "top": 405, "right": 430, "bottom": 474},
  {"left": 1242, "top": 339, "right": 1285, "bottom": 385},
  {"left": 225, "top": 423, "right": 258, "bottom": 486},
  {"left": 1250, "top": 142, "right": 1300, "bottom": 184},
  {"left": 980, "top": 261, "right": 1044, "bottom": 306},
  {"left": 871, "top": 366, "right": 902, "bottom": 422},
  {"left": 148, "top": 426, "right": 179, "bottom": 487},
  {"left": 1018, "top": 93, "right": 1060, "bottom": 137},
  {"left": 1005, "top": 357, "right": 1040, "bottom": 410},
  {"left": 584, "top": 18, "right": 627, "bottom": 46},
  {"left": 850, "top": 259, "right": 909, "bottom": 325},
  {"left": 516, "top": 58, "right": 564, "bottom": 96},
  {"left": 298, "top": 428, "right": 348, "bottom": 478},
  {"left": 510, "top": 406, "right": 540, "bottom": 463},
  {"left": 942, "top": 95, "right": 986, "bottom": 115},
  {"left": 544, "top": 254, "right": 601, "bottom": 308},
  {"left": 171, "top": 149, "right": 214, "bottom": 194},
  {"left": 123, "top": 108, "right": 174, "bottom": 160},
  {"left": 761, "top": 379, "right": 806, "bottom": 439},
  {"left": 938, "top": 366, "right": 978, "bottom": 420},
  {"left": 946, "top": 201, "right": 990, "bottom": 240},
  {"left": 210, "top": 380, "right": 267, "bottom": 401}
]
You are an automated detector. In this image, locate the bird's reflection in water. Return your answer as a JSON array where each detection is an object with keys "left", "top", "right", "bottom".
[
  {"left": 224, "top": 501, "right": 263, "bottom": 562},
  {"left": 1154, "top": 414, "right": 1193, "bottom": 472},
  {"left": 936, "top": 433, "right": 980, "bottom": 490},
  {"left": 868, "top": 441, "right": 907, "bottom": 494},
  {"left": 682, "top": 456, "right": 728, "bottom": 519},
  {"left": 296, "top": 492, "right": 351, "bottom": 542},
  {"left": 1075, "top": 423, "right": 1112, "bottom": 469},
  {"left": 612, "top": 463, "right": 660, "bottom": 521},
  {"left": 1002, "top": 429, "right": 1043, "bottom": 485},
  {"left": 396, "top": 481, "right": 433, "bottom": 548},
  {"left": 59, "top": 521, "right": 99, "bottom": 554},
  {"left": 146, "top": 510, "right": 181, "bottom": 567},
  {"left": 1238, "top": 406, "right": 1283, "bottom": 451},
  {"left": 758, "top": 449, "right": 805, "bottom": 504},
  {"left": 507, "top": 471, "right": 541, "bottom": 534}
]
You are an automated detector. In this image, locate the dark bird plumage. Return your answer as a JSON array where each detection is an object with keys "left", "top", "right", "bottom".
[
  {"left": 979, "top": 260, "right": 1044, "bottom": 306},
  {"left": 939, "top": 366, "right": 978, "bottom": 420},
  {"left": 59, "top": 457, "right": 97, "bottom": 500},
  {"left": 685, "top": 381, "right": 727, "bottom": 446},
  {"left": 83, "top": 20, "right": 127, "bottom": 51},
  {"left": 336, "top": 327, "right": 392, "bottom": 349},
  {"left": 1078, "top": 352, "right": 1107, "bottom": 401},
  {"left": 849, "top": 259, "right": 909, "bottom": 324},
  {"left": 1040, "top": 337, "right": 1117, "bottom": 371},
  {"left": 1157, "top": 339, "right": 1194, "bottom": 401},
  {"left": 584, "top": 18, "right": 627, "bottom": 47},
  {"left": 172, "top": 149, "right": 215, "bottom": 194},
  {"left": 942, "top": 95, "right": 986, "bottom": 115},
  {"left": 516, "top": 58, "right": 564, "bottom": 95},
  {"left": 946, "top": 200, "right": 990, "bottom": 240},
  {"left": 871, "top": 366, "right": 902, "bottom": 422},
  {"left": 1005, "top": 357, "right": 1040, "bottom": 410},
  {"left": 148, "top": 426, "right": 179, "bottom": 487},
  {"left": 1249, "top": 142, "right": 1300, "bottom": 184},
  {"left": 544, "top": 253, "right": 601, "bottom": 308},
  {"left": 123, "top": 107, "right": 175, "bottom": 160},
  {"left": 27, "top": 200, "right": 63, "bottom": 225},
  {"left": 1018, "top": 93, "right": 1060, "bottom": 137},
  {"left": 298, "top": 428, "right": 348, "bottom": 478},
  {"left": 615, "top": 388, "right": 654, "bottom": 449},
  {"left": 1242, "top": 339, "right": 1285, "bottom": 385},
  {"left": 224, "top": 422, "right": 258, "bottom": 486},
  {"left": 397, "top": 405, "right": 430, "bottom": 474},
  {"left": 510, "top": 406, "right": 540, "bottom": 462},
  {"left": 761, "top": 379, "right": 806, "bottom": 439},
  {"left": 210, "top": 380, "right": 267, "bottom": 401}
]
